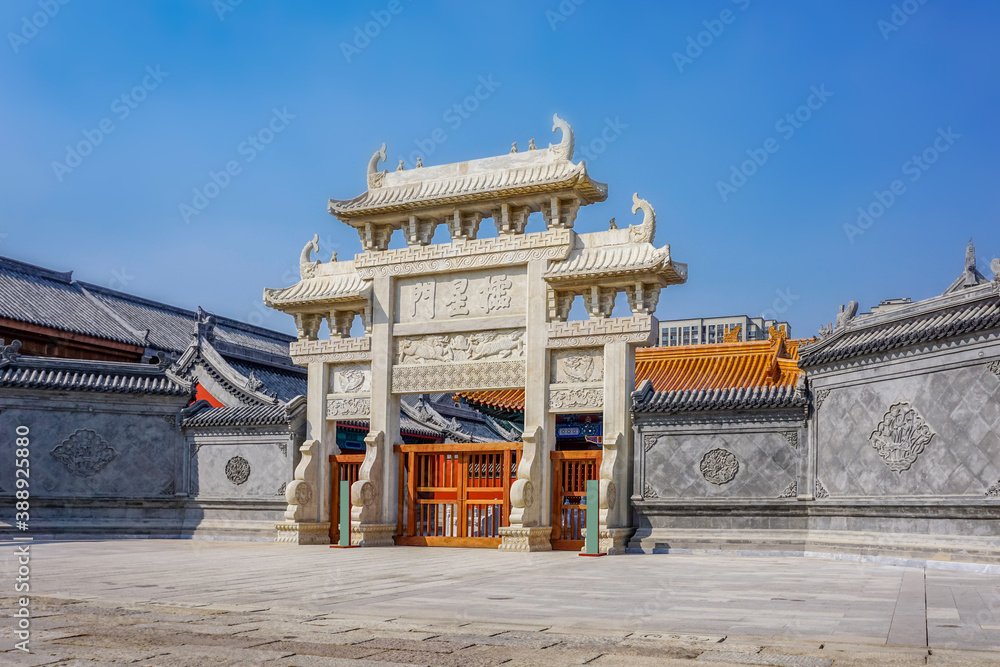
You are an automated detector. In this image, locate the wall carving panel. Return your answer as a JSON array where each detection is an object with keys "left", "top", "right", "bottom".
[
  {"left": 225, "top": 456, "right": 251, "bottom": 485},
  {"left": 699, "top": 448, "right": 739, "bottom": 485},
  {"left": 51, "top": 429, "right": 117, "bottom": 477},
  {"left": 395, "top": 330, "right": 525, "bottom": 365},
  {"left": 392, "top": 360, "right": 525, "bottom": 394},
  {"left": 330, "top": 365, "right": 371, "bottom": 393},
  {"left": 326, "top": 395, "right": 371, "bottom": 420},
  {"left": 551, "top": 347, "right": 603, "bottom": 383},
  {"left": 549, "top": 387, "right": 604, "bottom": 411},
  {"left": 868, "top": 402, "right": 935, "bottom": 474}
]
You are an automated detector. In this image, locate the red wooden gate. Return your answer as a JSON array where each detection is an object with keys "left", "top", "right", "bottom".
[
  {"left": 329, "top": 454, "right": 364, "bottom": 543},
  {"left": 550, "top": 450, "right": 601, "bottom": 551},
  {"left": 395, "top": 442, "right": 521, "bottom": 548}
]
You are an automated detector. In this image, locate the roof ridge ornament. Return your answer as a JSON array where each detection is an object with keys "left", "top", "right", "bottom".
[
  {"left": 367, "top": 142, "right": 387, "bottom": 189},
  {"left": 300, "top": 234, "right": 321, "bottom": 279},
  {"left": 0, "top": 339, "right": 21, "bottom": 362},
  {"left": 195, "top": 307, "right": 217, "bottom": 343},
  {"left": 630, "top": 193, "right": 656, "bottom": 245},
  {"left": 549, "top": 113, "right": 574, "bottom": 161},
  {"left": 835, "top": 301, "right": 859, "bottom": 330},
  {"left": 992, "top": 257, "right": 1000, "bottom": 281}
]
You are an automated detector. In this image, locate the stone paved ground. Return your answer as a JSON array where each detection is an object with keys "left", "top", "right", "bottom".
[{"left": 3, "top": 540, "right": 1000, "bottom": 665}]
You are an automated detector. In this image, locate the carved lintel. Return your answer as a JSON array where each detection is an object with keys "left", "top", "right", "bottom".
[
  {"left": 404, "top": 215, "right": 437, "bottom": 246},
  {"left": 583, "top": 285, "right": 616, "bottom": 319},
  {"left": 326, "top": 395, "right": 371, "bottom": 420},
  {"left": 359, "top": 222, "right": 393, "bottom": 251},
  {"left": 447, "top": 209, "right": 482, "bottom": 241},
  {"left": 493, "top": 203, "right": 529, "bottom": 235}
]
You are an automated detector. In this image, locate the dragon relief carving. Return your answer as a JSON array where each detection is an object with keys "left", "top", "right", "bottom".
[
  {"left": 396, "top": 330, "right": 525, "bottom": 365},
  {"left": 51, "top": 429, "right": 117, "bottom": 477},
  {"left": 549, "top": 388, "right": 603, "bottom": 410},
  {"left": 699, "top": 448, "right": 739, "bottom": 485},
  {"left": 552, "top": 348, "right": 603, "bottom": 383},
  {"left": 630, "top": 193, "right": 656, "bottom": 245},
  {"left": 869, "top": 402, "right": 935, "bottom": 474},
  {"left": 225, "top": 456, "right": 251, "bottom": 485},
  {"left": 327, "top": 396, "right": 371, "bottom": 419}
]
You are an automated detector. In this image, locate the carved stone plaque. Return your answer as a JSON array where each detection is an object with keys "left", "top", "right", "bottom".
[
  {"left": 225, "top": 456, "right": 251, "bottom": 485},
  {"left": 549, "top": 387, "right": 604, "bottom": 411},
  {"left": 699, "top": 448, "right": 739, "bottom": 485},
  {"left": 51, "top": 429, "right": 117, "bottom": 477},
  {"left": 395, "top": 267, "right": 526, "bottom": 323},
  {"left": 330, "top": 365, "right": 371, "bottom": 393},
  {"left": 551, "top": 347, "right": 603, "bottom": 384},
  {"left": 868, "top": 401, "right": 934, "bottom": 473},
  {"left": 395, "top": 330, "right": 525, "bottom": 365},
  {"left": 326, "top": 395, "right": 371, "bottom": 419}
]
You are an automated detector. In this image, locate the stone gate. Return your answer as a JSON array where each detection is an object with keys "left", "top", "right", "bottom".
[{"left": 265, "top": 115, "right": 686, "bottom": 552}]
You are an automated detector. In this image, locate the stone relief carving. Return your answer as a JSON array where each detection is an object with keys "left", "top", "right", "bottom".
[
  {"left": 550, "top": 388, "right": 604, "bottom": 411},
  {"left": 642, "top": 482, "right": 658, "bottom": 499},
  {"left": 547, "top": 315, "right": 656, "bottom": 349},
  {"left": 869, "top": 402, "right": 935, "bottom": 474},
  {"left": 815, "top": 479, "right": 830, "bottom": 498},
  {"left": 778, "top": 481, "right": 798, "bottom": 498},
  {"left": 299, "top": 234, "right": 321, "bottom": 279},
  {"left": 444, "top": 278, "right": 470, "bottom": 316},
  {"left": 782, "top": 431, "right": 799, "bottom": 449},
  {"left": 366, "top": 142, "right": 387, "bottom": 189},
  {"left": 479, "top": 274, "right": 512, "bottom": 313},
  {"left": 392, "top": 360, "right": 525, "bottom": 394},
  {"left": 986, "top": 479, "right": 1000, "bottom": 497},
  {"left": 244, "top": 370, "right": 264, "bottom": 392},
  {"left": 326, "top": 396, "right": 371, "bottom": 419},
  {"left": 160, "top": 479, "right": 176, "bottom": 496},
  {"left": 988, "top": 360, "right": 1000, "bottom": 381},
  {"left": 276, "top": 443, "right": 288, "bottom": 456},
  {"left": 277, "top": 482, "right": 287, "bottom": 496},
  {"left": 51, "top": 429, "right": 117, "bottom": 477},
  {"left": 332, "top": 365, "right": 370, "bottom": 393},
  {"left": 411, "top": 281, "right": 435, "bottom": 319},
  {"left": 699, "top": 448, "right": 739, "bottom": 485},
  {"left": 814, "top": 389, "right": 831, "bottom": 409},
  {"left": 551, "top": 348, "right": 603, "bottom": 384},
  {"left": 643, "top": 434, "right": 662, "bottom": 452},
  {"left": 225, "top": 456, "right": 251, "bottom": 485},
  {"left": 396, "top": 330, "right": 525, "bottom": 365}
]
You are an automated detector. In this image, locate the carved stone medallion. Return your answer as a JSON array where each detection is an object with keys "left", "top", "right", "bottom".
[
  {"left": 225, "top": 456, "right": 251, "bottom": 485},
  {"left": 699, "top": 448, "right": 739, "bottom": 485},
  {"left": 51, "top": 429, "right": 117, "bottom": 477},
  {"left": 868, "top": 402, "right": 935, "bottom": 473}
]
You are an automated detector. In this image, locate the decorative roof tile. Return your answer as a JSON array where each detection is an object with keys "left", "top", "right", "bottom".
[
  {"left": 182, "top": 403, "right": 295, "bottom": 427},
  {"left": 0, "top": 354, "right": 192, "bottom": 396}
]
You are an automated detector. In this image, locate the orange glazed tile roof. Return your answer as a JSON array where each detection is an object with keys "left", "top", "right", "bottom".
[{"left": 456, "top": 329, "right": 810, "bottom": 414}]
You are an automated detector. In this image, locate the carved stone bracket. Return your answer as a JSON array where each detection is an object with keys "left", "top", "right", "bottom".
[
  {"left": 283, "top": 439, "right": 320, "bottom": 525},
  {"left": 404, "top": 215, "right": 437, "bottom": 247},
  {"left": 351, "top": 430, "right": 383, "bottom": 527},
  {"left": 492, "top": 203, "right": 529, "bottom": 235},
  {"left": 583, "top": 285, "right": 617, "bottom": 319},
  {"left": 547, "top": 288, "right": 576, "bottom": 322},
  {"left": 447, "top": 209, "right": 483, "bottom": 241},
  {"left": 624, "top": 282, "right": 661, "bottom": 316},
  {"left": 293, "top": 313, "right": 323, "bottom": 341},
  {"left": 541, "top": 196, "right": 580, "bottom": 230}
]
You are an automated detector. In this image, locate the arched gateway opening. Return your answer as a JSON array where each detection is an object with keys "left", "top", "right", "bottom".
[{"left": 265, "top": 115, "right": 686, "bottom": 553}]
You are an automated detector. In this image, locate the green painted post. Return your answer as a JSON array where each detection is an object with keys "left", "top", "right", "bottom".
[
  {"left": 339, "top": 479, "right": 351, "bottom": 547},
  {"left": 584, "top": 479, "right": 599, "bottom": 555}
]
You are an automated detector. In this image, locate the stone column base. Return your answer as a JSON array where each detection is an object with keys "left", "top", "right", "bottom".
[
  {"left": 275, "top": 521, "right": 330, "bottom": 545},
  {"left": 498, "top": 526, "right": 553, "bottom": 552},
  {"left": 599, "top": 527, "right": 634, "bottom": 555},
  {"left": 351, "top": 523, "right": 396, "bottom": 547}
]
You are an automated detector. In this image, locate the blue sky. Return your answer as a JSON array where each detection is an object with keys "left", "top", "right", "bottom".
[{"left": 1, "top": 0, "right": 997, "bottom": 337}]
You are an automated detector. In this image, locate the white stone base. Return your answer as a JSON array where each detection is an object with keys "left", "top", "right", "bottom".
[
  {"left": 498, "top": 526, "right": 553, "bottom": 552},
  {"left": 600, "top": 527, "right": 634, "bottom": 555},
  {"left": 274, "top": 521, "right": 330, "bottom": 545},
  {"left": 351, "top": 523, "right": 396, "bottom": 547}
]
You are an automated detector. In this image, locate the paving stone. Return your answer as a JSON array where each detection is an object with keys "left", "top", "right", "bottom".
[
  {"left": 252, "top": 639, "right": 389, "bottom": 660},
  {"left": 357, "top": 637, "right": 470, "bottom": 653},
  {"left": 697, "top": 651, "right": 833, "bottom": 667}
]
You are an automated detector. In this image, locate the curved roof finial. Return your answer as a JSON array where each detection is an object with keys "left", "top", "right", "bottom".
[
  {"left": 549, "top": 113, "right": 574, "bottom": 161},
  {"left": 630, "top": 193, "right": 656, "bottom": 245},
  {"left": 300, "top": 234, "right": 321, "bottom": 279},
  {"left": 367, "top": 142, "right": 388, "bottom": 189}
]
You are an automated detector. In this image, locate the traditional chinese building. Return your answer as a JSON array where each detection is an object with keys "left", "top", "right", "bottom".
[{"left": 265, "top": 114, "right": 687, "bottom": 550}]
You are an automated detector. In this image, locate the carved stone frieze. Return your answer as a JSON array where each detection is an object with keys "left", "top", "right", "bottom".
[
  {"left": 549, "top": 387, "right": 604, "bottom": 411},
  {"left": 699, "top": 448, "right": 739, "bottom": 485},
  {"left": 547, "top": 315, "right": 656, "bottom": 349},
  {"left": 326, "top": 395, "right": 371, "bottom": 420},
  {"left": 395, "top": 330, "right": 525, "bottom": 365},
  {"left": 354, "top": 228, "right": 573, "bottom": 278},
  {"left": 225, "top": 456, "right": 251, "bottom": 485},
  {"left": 290, "top": 337, "right": 371, "bottom": 365},
  {"left": 869, "top": 402, "right": 935, "bottom": 474},
  {"left": 551, "top": 347, "right": 603, "bottom": 384},
  {"left": 51, "top": 429, "right": 117, "bottom": 477},
  {"left": 778, "top": 481, "right": 797, "bottom": 498},
  {"left": 392, "top": 360, "right": 525, "bottom": 393}
]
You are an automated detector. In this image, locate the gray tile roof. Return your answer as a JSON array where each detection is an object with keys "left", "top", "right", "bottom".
[
  {"left": 0, "top": 354, "right": 192, "bottom": 396},
  {"left": 800, "top": 283, "right": 1000, "bottom": 368},
  {"left": 632, "top": 382, "right": 808, "bottom": 413},
  {"left": 228, "top": 359, "right": 306, "bottom": 403},
  {"left": 182, "top": 403, "right": 294, "bottom": 427}
]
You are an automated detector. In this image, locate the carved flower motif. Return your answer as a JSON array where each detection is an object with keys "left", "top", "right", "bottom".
[
  {"left": 699, "top": 448, "right": 739, "bottom": 485},
  {"left": 869, "top": 402, "right": 934, "bottom": 474},
  {"left": 225, "top": 456, "right": 251, "bottom": 485},
  {"left": 51, "top": 429, "right": 117, "bottom": 477}
]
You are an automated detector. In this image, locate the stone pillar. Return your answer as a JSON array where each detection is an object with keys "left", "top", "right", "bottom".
[
  {"left": 351, "top": 273, "right": 398, "bottom": 546},
  {"left": 276, "top": 361, "right": 330, "bottom": 544},
  {"left": 500, "top": 259, "right": 552, "bottom": 551},
  {"left": 599, "top": 339, "right": 635, "bottom": 554}
]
